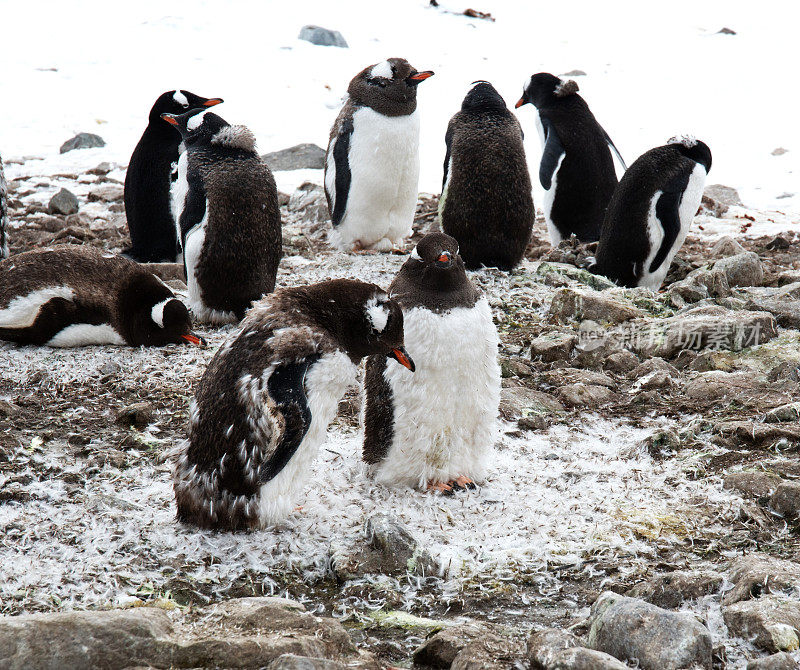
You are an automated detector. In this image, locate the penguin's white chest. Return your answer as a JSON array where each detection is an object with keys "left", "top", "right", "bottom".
[
  {"left": 332, "top": 107, "right": 421, "bottom": 251},
  {"left": 374, "top": 299, "right": 501, "bottom": 488}
]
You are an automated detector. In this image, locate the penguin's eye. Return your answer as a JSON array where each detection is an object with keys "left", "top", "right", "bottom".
[
  {"left": 370, "top": 78, "right": 388, "bottom": 88},
  {"left": 182, "top": 103, "right": 189, "bottom": 109}
]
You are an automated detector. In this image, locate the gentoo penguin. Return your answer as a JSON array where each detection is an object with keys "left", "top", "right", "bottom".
[
  {"left": 162, "top": 109, "right": 282, "bottom": 324},
  {"left": 515, "top": 73, "right": 626, "bottom": 245},
  {"left": 173, "top": 279, "right": 414, "bottom": 530},
  {"left": 0, "top": 152, "right": 8, "bottom": 259},
  {"left": 592, "top": 136, "right": 712, "bottom": 290},
  {"left": 0, "top": 246, "right": 203, "bottom": 347},
  {"left": 363, "top": 232, "right": 501, "bottom": 493},
  {"left": 440, "top": 81, "right": 534, "bottom": 270},
  {"left": 123, "top": 90, "right": 223, "bottom": 263},
  {"left": 325, "top": 58, "right": 434, "bottom": 252}
]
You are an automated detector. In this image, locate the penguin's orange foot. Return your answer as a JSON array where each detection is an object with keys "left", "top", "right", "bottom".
[
  {"left": 426, "top": 481, "right": 454, "bottom": 495},
  {"left": 450, "top": 476, "right": 477, "bottom": 491}
]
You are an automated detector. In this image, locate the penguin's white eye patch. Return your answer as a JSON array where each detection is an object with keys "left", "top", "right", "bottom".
[
  {"left": 172, "top": 90, "right": 189, "bottom": 106},
  {"left": 366, "top": 296, "right": 390, "bottom": 333},
  {"left": 151, "top": 299, "right": 172, "bottom": 328},
  {"left": 187, "top": 111, "right": 207, "bottom": 131},
  {"left": 410, "top": 246, "right": 422, "bottom": 261},
  {"left": 370, "top": 60, "right": 394, "bottom": 80}
]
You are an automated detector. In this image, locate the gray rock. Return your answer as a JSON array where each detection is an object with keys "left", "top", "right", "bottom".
[
  {"left": 631, "top": 357, "right": 679, "bottom": 379},
  {"left": 528, "top": 628, "right": 581, "bottom": 669},
  {"left": 767, "top": 362, "right": 800, "bottom": 383},
  {"left": 499, "top": 386, "right": 564, "bottom": 420},
  {"left": 530, "top": 333, "right": 578, "bottom": 362},
  {"left": 60, "top": 132, "right": 106, "bottom": 153},
  {"left": 747, "top": 652, "right": 800, "bottom": 669},
  {"left": 87, "top": 184, "right": 124, "bottom": 202},
  {"left": 549, "top": 287, "right": 645, "bottom": 324},
  {"left": 298, "top": 25, "right": 348, "bottom": 48},
  {"left": 116, "top": 402, "right": 155, "bottom": 429},
  {"left": 712, "top": 252, "right": 764, "bottom": 287},
  {"left": 88, "top": 161, "right": 113, "bottom": 175},
  {"left": 560, "top": 69, "right": 587, "bottom": 76},
  {"left": 765, "top": 403, "right": 800, "bottom": 423},
  {"left": 778, "top": 270, "right": 800, "bottom": 287},
  {"left": 704, "top": 184, "right": 743, "bottom": 207},
  {"left": 710, "top": 236, "right": 746, "bottom": 258},
  {"left": 744, "top": 297, "right": 800, "bottom": 329},
  {"left": 288, "top": 182, "right": 328, "bottom": 223},
  {"left": 724, "top": 554, "right": 800, "bottom": 606},
  {"left": 771, "top": 148, "right": 789, "bottom": 157},
  {"left": 543, "top": 368, "right": 616, "bottom": 389},
  {"left": 48, "top": 188, "right": 79, "bottom": 215},
  {"left": 547, "top": 648, "right": 630, "bottom": 669},
  {"left": 684, "top": 371, "right": 761, "bottom": 401},
  {"left": 557, "top": 383, "right": 616, "bottom": 408},
  {"left": 586, "top": 591, "right": 713, "bottom": 669},
  {"left": 771, "top": 481, "right": 800, "bottom": 519},
  {"left": 263, "top": 144, "right": 326, "bottom": 171},
  {"left": 603, "top": 350, "right": 639, "bottom": 374},
  {"left": 635, "top": 429, "right": 681, "bottom": 458},
  {"left": 450, "top": 631, "right": 525, "bottom": 670},
  {"left": 625, "top": 571, "right": 724, "bottom": 608},
  {"left": 722, "top": 596, "right": 800, "bottom": 652},
  {"left": 724, "top": 472, "right": 783, "bottom": 499},
  {"left": 413, "top": 623, "right": 493, "bottom": 668},
  {"left": 267, "top": 654, "right": 347, "bottom": 670}
]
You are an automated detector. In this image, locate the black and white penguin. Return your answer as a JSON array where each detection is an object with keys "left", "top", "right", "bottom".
[
  {"left": 325, "top": 58, "right": 434, "bottom": 252},
  {"left": 363, "top": 232, "right": 501, "bottom": 493},
  {"left": 440, "top": 81, "right": 534, "bottom": 270},
  {"left": 592, "top": 136, "right": 712, "bottom": 290},
  {"left": 0, "top": 151, "right": 8, "bottom": 259},
  {"left": 0, "top": 246, "right": 203, "bottom": 347},
  {"left": 123, "top": 90, "right": 223, "bottom": 263},
  {"left": 162, "top": 109, "right": 282, "bottom": 324},
  {"left": 173, "top": 279, "right": 414, "bottom": 530},
  {"left": 515, "top": 73, "right": 625, "bottom": 245}
]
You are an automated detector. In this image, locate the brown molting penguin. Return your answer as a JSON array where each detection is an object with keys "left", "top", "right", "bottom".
[
  {"left": 325, "top": 58, "right": 434, "bottom": 252},
  {"left": 0, "top": 246, "right": 202, "bottom": 347},
  {"left": 363, "top": 232, "right": 501, "bottom": 493},
  {"left": 440, "top": 81, "right": 534, "bottom": 270},
  {"left": 163, "top": 109, "right": 282, "bottom": 324},
  {"left": 173, "top": 279, "right": 414, "bottom": 531}
]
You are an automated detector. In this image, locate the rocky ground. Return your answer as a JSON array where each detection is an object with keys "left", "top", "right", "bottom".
[{"left": 1, "top": 152, "right": 800, "bottom": 669}]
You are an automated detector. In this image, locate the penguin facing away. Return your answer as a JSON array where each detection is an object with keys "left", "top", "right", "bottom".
[
  {"left": 163, "top": 109, "right": 282, "bottom": 324},
  {"left": 439, "top": 81, "right": 534, "bottom": 271},
  {"left": 515, "top": 73, "right": 625, "bottom": 245},
  {"left": 123, "top": 90, "right": 223, "bottom": 263},
  {"left": 173, "top": 279, "right": 414, "bottom": 531},
  {"left": 325, "top": 58, "right": 434, "bottom": 252},
  {"left": 363, "top": 232, "right": 501, "bottom": 493},
  {"left": 592, "top": 136, "right": 712, "bottom": 290},
  {"left": 0, "top": 246, "right": 203, "bottom": 347},
  {"left": 0, "top": 152, "right": 8, "bottom": 259}
]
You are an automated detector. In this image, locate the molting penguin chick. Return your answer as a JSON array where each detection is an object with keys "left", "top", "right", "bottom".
[
  {"left": 363, "top": 232, "right": 501, "bottom": 493},
  {"left": 592, "top": 136, "right": 712, "bottom": 290},
  {"left": 440, "top": 81, "right": 534, "bottom": 270},
  {"left": 0, "top": 152, "right": 8, "bottom": 259},
  {"left": 123, "top": 90, "right": 223, "bottom": 262},
  {"left": 173, "top": 279, "right": 414, "bottom": 531},
  {"left": 325, "top": 58, "right": 434, "bottom": 252},
  {"left": 516, "top": 73, "right": 625, "bottom": 245},
  {"left": 0, "top": 246, "right": 203, "bottom": 347},
  {"left": 163, "top": 109, "right": 282, "bottom": 324}
]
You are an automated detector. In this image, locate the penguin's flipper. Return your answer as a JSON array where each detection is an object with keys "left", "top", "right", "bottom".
[
  {"left": 178, "top": 166, "right": 207, "bottom": 247},
  {"left": 538, "top": 117, "right": 565, "bottom": 191},
  {"left": 442, "top": 122, "right": 454, "bottom": 193},
  {"left": 328, "top": 118, "right": 354, "bottom": 227},
  {"left": 649, "top": 170, "right": 692, "bottom": 273},
  {"left": 362, "top": 354, "right": 395, "bottom": 465},
  {"left": 601, "top": 126, "right": 628, "bottom": 171},
  {"left": 258, "top": 356, "right": 319, "bottom": 484}
]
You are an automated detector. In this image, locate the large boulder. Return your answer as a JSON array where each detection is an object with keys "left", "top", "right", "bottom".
[
  {"left": 298, "top": 25, "right": 348, "bottom": 48},
  {"left": 60, "top": 132, "right": 105, "bottom": 153},
  {"left": 263, "top": 144, "right": 326, "bottom": 171},
  {"left": 711, "top": 251, "right": 763, "bottom": 287},
  {"left": 722, "top": 596, "right": 800, "bottom": 652},
  {"left": 48, "top": 188, "right": 79, "bottom": 215},
  {"left": 549, "top": 287, "right": 645, "bottom": 324}
]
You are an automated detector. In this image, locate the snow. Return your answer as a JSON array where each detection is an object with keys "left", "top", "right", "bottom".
[{"left": 1, "top": 0, "right": 798, "bottom": 219}]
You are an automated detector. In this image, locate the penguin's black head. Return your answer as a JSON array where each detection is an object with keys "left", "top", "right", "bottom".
[
  {"left": 461, "top": 81, "right": 508, "bottom": 113},
  {"left": 405, "top": 231, "right": 464, "bottom": 274},
  {"left": 117, "top": 275, "right": 205, "bottom": 347},
  {"left": 349, "top": 58, "right": 434, "bottom": 117},
  {"left": 161, "top": 110, "right": 230, "bottom": 145},
  {"left": 668, "top": 136, "right": 712, "bottom": 173},
  {"left": 149, "top": 90, "right": 223, "bottom": 123},
  {"left": 515, "top": 73, "right": 578, "bottom": 109}
]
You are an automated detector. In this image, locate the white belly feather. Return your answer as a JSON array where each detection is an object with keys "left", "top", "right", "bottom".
[{"left": 372, "top": 298, "right": 501, "bottom": 488}]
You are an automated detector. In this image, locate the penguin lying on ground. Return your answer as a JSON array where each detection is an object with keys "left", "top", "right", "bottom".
[
  {"left": 163, "top": 109, "right": 282, "bottom": 324},
  {"left": 440, "top": 81, "right": 534, "bottom": 270},
  {"left": 325, "top": 58, "right": 434, "bottom": 252},
  {"left": 592, "top": 136, "right": 712, "bottom": 290},
  {"left": 123, "top": 90, "right": 223, "bottom": 263},
  {"left": 516, "top": 73, "right": 625, "bottom": 245},
  {"left": 173, "top": 279, "right": 414, "bottom": 530},
  {"left": 0, "top": 246, "right": 203, "bottom": 347},
  {"left": 0, "top": 152, "right": 8, "bottom": 259},
  {"left": 363, "top": 232, "right": 501, "bottom": 493}
]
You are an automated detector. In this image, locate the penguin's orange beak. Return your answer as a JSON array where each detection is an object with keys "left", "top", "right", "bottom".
[
  {"left": 389, "top": 347, "right": 415, "bottom": 372},
  {"left": 408, "top": 71, "right": 435, "bottom": 82},
  {"left": 203, "top": 98, "right": 223, "bottom": 107},
  {"left": 181, "top": 333, "right": 206, "bottom": 346},
  {"left": 515, "top": 97, "right": 526, "bottom": 109},
  {"left": 161, "top": 113, "right": 179, "bottom": 126}
]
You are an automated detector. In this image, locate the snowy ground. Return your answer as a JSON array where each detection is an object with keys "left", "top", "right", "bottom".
[{"left": 2, "top": 0, "right": 798, "bottom": 217}]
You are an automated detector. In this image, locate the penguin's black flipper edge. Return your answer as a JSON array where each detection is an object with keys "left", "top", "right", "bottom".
[
  {"left": 601, "top": 126, "right": 628, "bottom": 171},
  {"left": 363, "top": 354, "right": 394, "bottom": 465},
  {"left": 258, "top": 357, "right": 318, "bottom": 484},
  {"left": 649, "top": 170, "right": 692, "bottom": 274},
  {"left": 538, "top": 117, "right": 565, "bottom": 191},
  {"left": 330, "top": 118, "right": 353, "bottom": 227},
  {"left": 442, "top": 122, "right": 454, "bottom": 193}
]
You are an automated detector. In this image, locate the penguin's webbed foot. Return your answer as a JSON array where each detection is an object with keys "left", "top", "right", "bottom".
[
  {"left": 449, "top": 476, "right": 477, "bottom": 491},
  {"left": 426, "top": 480, "right": 454, "bottom": 495}
]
